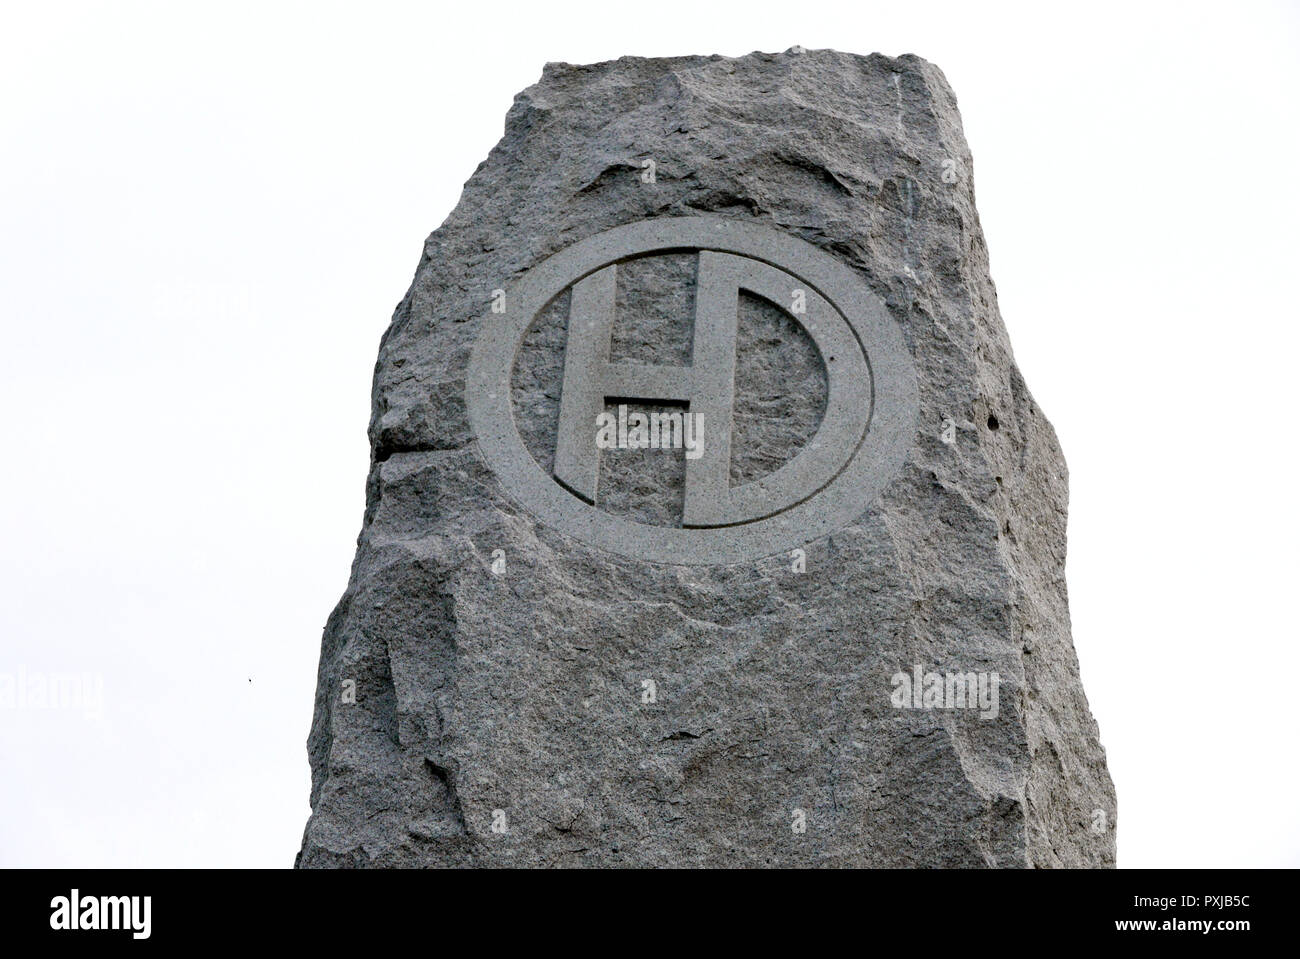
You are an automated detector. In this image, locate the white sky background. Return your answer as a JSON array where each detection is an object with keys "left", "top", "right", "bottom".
[{"left": 1, "top": 0, "right": 1297, "bottom": 868}]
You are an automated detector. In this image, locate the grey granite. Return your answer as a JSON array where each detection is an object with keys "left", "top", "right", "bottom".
[{"left": 297, "top": 48, "right": 1116, "bottom": 867}]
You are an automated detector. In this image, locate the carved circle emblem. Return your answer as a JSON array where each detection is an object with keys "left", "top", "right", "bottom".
[{"left": 466, "top": 217, "right": 918, "bottom": 565}]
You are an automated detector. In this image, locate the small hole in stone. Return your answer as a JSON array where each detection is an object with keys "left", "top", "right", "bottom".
[{"left": 987, "top": 414, "right": 999, "bottom": 431}]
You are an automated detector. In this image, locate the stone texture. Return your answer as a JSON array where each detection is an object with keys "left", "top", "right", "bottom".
[{"left": 297, "top": 48, "right": 1116, "bottom": 867}]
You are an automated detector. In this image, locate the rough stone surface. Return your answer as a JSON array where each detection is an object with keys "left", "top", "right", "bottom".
[{"left": 297, "top": 48, "right": 1116, "bottom": 867}]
